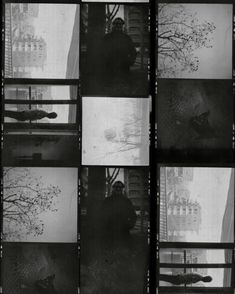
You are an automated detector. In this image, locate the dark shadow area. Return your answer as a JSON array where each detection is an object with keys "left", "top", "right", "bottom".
[
  {"left": 157, "top": 80, "right": 233, "bottom": 162},
  {"left": 156, "top": 149, "right": 234, "bottom": 164},
  {"left": 159, "top": 289, "right": 233, "bottom": 294},
  {"left": 80, "top": 167, "right": 149, "bottom": 294},
  {"left": 3, "top": 135, "right": 79, "bottom": 167},
  {"left": 2, "top": 243, "right": 78, "bottom": 294}
]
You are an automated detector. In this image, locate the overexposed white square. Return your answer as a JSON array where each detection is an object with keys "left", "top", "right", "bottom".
[{"left": 82, "top": 97, "right": 150, "bottom": 166}]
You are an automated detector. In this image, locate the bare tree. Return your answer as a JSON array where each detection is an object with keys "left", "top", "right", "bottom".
[
  {"left": 3, "top": 167, "right": 61, "bottom": 241},
  {"left": 106, "top": 168, "right": 120, "bottom": 196},
  {"left": 101, "top": 112, "right": 145, "bottom": 165},
  {"left": 81, "top": 4, "right": 120, "bottom": 36},
  {"left": 158, "top": 4, "right": 216, "bottom": 77},
  {"left": 106, "top": 5, "right": 120, "bottom": 33}
]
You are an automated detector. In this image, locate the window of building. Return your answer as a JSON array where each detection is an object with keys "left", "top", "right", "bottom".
[{"left": 158, "top": 166, "right": 234, "bottom": 291}]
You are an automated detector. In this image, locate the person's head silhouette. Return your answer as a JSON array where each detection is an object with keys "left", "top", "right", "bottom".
[
  {"left": 112, "top": 18, "right": 125, "bottom": 32},
  {"left": 112, "top": 181, "right": 125, "bottom": 196},
  {"left": 202, "top": 276, "right": 213, "bottom": 283},
  {"left": 47, "top": 112, "right": 57, "bottom": 119}
]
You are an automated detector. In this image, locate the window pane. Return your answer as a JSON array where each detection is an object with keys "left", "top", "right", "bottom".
[
  {"left": 3, "top": 135, "right": 79, "bottom": 165},
  {"left": 5, "top": 85, "right": 78, "bottom": 100},
  {"left": 5, "top": 104, "right": 77, "bottom": 123},
  {"left": 5, "top": 85, "right": 30, "bottom": 100},
  {"left": 160, "top": 167, "right": 234, "bottom": 242},
  {"left": 5, "top": 3, "right": 79, "bottom": 79},
  {"left": 160, "top": 249, "right": 232, "bottom": 264},
  {"left": 159, "top": 268, "right": 232, "bottom": 287}
]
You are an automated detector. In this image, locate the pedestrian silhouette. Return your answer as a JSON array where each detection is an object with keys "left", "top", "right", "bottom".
[
  {"left": 160, "top": 273, "right": 212, "bottom": 285},
  {"left": 190, "top": 110, "right": 218, "bottom": 140},
  {"left": 101, "top": 18, "right": 137, "bottom": 77},
  {"left": 21, "top": 274, "right": 58, "bottom": 294},
  {"left": 4, "top": 109, "right": 57, "bottom": 121},
  {"left": 101, "top": 181, "right": 137, "bottom": 238},
  {"left": 35, "top": 274, "right": 58, "bottom": 294}
]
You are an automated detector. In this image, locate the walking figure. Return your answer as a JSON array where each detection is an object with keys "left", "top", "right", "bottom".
[
  {"left": 160, "top": 273, "right": 212, "bottom": 285},
  {"left": 5, "top": 109, "right": 57, "bottom": 121}
]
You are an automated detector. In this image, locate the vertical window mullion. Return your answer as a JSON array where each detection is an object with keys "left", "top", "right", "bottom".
[
  {"left": 29, "top": 86, "right": 32, "bottom": 126},
  {"left": 29, "top": 86, "right": 32, "bottom": 107},
  {"left": 183, "top": 249, "right": 187, "bottom": 288}
]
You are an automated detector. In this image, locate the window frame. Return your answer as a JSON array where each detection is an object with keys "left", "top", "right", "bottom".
[{"left": 157, "top": 165, "right": 235, "bottom": 291}]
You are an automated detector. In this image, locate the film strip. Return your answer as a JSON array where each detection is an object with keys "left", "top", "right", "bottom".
[
  {"left": 156, "top": 1, "right": 235, "bottom": 294},
  {"left": 1, "top": 0, "right": 152, "bottom": 294}
]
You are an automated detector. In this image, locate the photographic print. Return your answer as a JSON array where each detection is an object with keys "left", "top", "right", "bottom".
[
  {"left": 80, "top": 167, "right": 149, "bottom": 294},
  {"left": 4, "top": 84, "right": 78, "bottom": 125},
  {"left": 159, "top": 167, "right": 234, "bottom": 288},
  {"left": 159, "top": 167, "right": 234, "bottom": 243},
  {"left": 1, "top": 0, "right": 235, "bottom": 293},
  {"left": 82, "top": 97, "right": 150, "bottom": 166},
  {"left": 2, "top": 243, "right": 78, "bottom": 294},
  {"left": 3, "top": 167, "right": 78, "bottom": 242},
  {"left": 4, "top": 3, "right": 80, "bottom": 79},
  {"left": 158, "top": 4, "right": 233, "bottom": 79},
  {"left": 157, "top": 80, "right": 233, "bottom": 157},
  {"left": 2, "top": 135, "right": 79, "bottom": 166},
  {"left": 81, "top": 3, "right": 149, "bottom": 96}
]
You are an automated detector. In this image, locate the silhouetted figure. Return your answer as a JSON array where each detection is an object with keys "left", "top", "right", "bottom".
[
  {"left": 35, "top": 274, "right": 58, "bottom": 294},
  {"left": 101, "top": 18, "right": 137, "bottom": 77},
  {"left": 160, "top": 273, "right": 212, "bottom": 285},
  {"left": 5, "top": 109, "right": 57, "bottom": 121},
  {"left": 190, "top": 110, "right": 217, "bottom": 139},
  {"left": 101, "top": 181, "right": 137, "bottom": 240}
]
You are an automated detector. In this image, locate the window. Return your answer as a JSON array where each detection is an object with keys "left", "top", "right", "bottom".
[
  {"left": 4, "top": 84, "right": 78, "bottom": 128},
  {"left": 3, "top": 2, "right": 80, "bottom": 165},
  {"left": 158, "top": 166, "right": 234, "bottom": 290}
]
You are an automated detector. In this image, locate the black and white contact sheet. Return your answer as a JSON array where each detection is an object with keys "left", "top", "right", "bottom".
[{"left": 1, "top": 0, "right": 235, "bottom": 294}]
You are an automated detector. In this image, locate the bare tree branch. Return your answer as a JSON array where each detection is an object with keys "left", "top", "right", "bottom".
[
  {"left": 3, "top": 168, "right": 61, "bottom": 241},
  {"left": 158, "top": 4, "right": 216, "bottom": 77}
]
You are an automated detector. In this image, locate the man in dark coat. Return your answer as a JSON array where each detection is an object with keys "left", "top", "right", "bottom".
[
  {"left": 101, "top": 181, "right": 137, "bottom": 241},
  {"left": 101, "top": 18, "right": 137, "bottom": 77}
]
